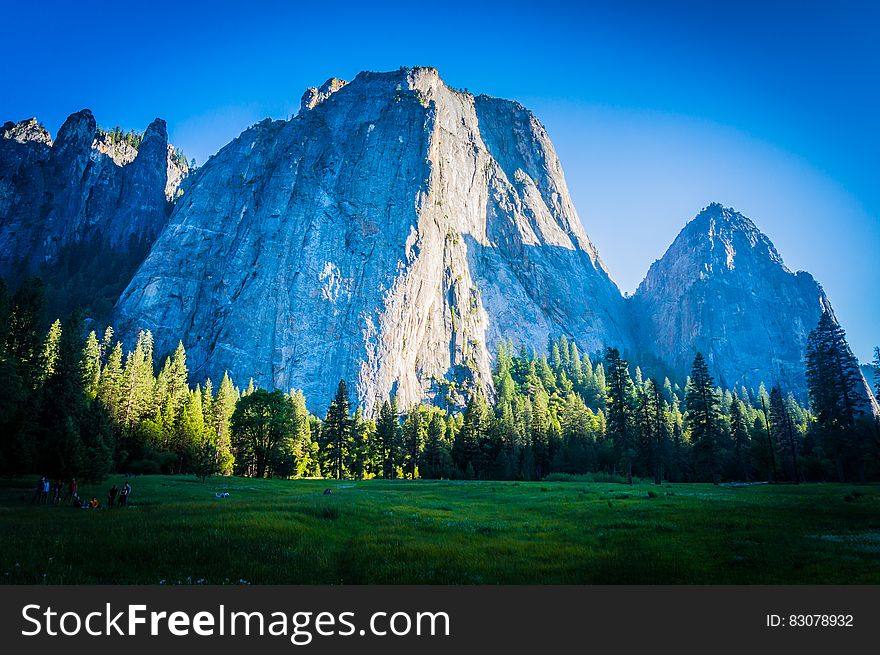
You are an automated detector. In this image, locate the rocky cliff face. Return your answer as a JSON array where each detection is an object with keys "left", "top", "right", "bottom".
[
  {"left": 7, "top": 70, "right": 869, "bottom": 414},
  {"left": 115, "top": 67, "right": 630, "bottom": 411},
  {"left": 0, "top": 110, "right": 188, "bottom": 278},
  {"left": 629, "top": 203, "right": 873, "bottom": 405}
]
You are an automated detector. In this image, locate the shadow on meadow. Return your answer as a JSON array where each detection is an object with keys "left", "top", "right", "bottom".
[{"left": 1, "top": 476, "right": 878, "bottom": 584}]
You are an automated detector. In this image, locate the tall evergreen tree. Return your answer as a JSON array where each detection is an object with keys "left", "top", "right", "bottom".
[
  {"left": 729, "top": 396, "right": 751, "bottom": 481},
  {"left": 347, "top": 406, "right": 370, "bottom": 480},
  {"left": 530, "top": 385, "right": 551, "bottom": 479},
  {"left": 402, "top": 406, "right": 427, "bottom": 479},
  {"left": 39, "top": 319, "right": 62, "bottom": 382},
  {"left": 805, "top": 312, "right": 865, "bottom": 480},
  {"left": 7, "top": 278, "right": 45, "bottom": 384},
  {"left": 421, "top": 412, "right": 452, "bottom": 479},
  {"left": 376, "top": 398, "right": 401, "bottom": 479},
  {"left": 454, "top": 392, "right": 491, "bottom": 478},
  {"left": 806, "top": 312, "right": 864, "bottom": 429},
  {"left": 769, "top": 386, "right": 799, "bottom": 483},
  {"left": 685, "top": 352, "right": 722, "bottom": 483},
  {"left": 82, "top": 330, "right": 101, "bottom": 397},
  {"left": 120, "top": 330, "right": 155, "bottom": 431},
  {"left": 322, "top": 379, "right": 351, "bottom": 479},
  {"left": 289, "top": 390, "right": 315, "bottom": 478},
  {"left": 98, "top": 341, "right": 124, "bottom": 420},
  {"left": 211, "top": 372, "right": 238, "bottom": 474},
  {"left": 604, "top": 347, "right": 635, "bottom": 483},
  {"left": 637, "top": 379, "right": 667, "bottom": 484}
]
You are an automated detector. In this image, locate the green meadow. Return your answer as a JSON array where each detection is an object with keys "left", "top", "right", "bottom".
[{"left": 1, "top": 476, "right": 878, "bottom": 584}]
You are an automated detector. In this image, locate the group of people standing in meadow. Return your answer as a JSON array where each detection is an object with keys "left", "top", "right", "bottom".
[{"left": 30, "top": 476, "right": 131, "bottom": 510}]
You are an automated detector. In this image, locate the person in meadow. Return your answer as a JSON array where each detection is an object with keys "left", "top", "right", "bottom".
[
  {"left": 108, "top": 484, "right": 118, "bottom": 509},
  {"left": 31, "top": 477, "right": 46, "bottom": 504},
  {"left": 65, "top": 478, "right": 78, "bottom": 505},
  {"left": 52, "top": 479, "right": 63, "bottom": 505},
  {"left": 88, "top": 497, "right": 100, "bottom": 509},
  {"left": 118, "top": 482, "right": 131, "bottom": 507}
]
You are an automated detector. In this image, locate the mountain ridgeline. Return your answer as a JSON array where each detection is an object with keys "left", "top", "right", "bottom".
[
  {"left": 0, "top": 110, "right": 189, "bottom": 320},
  {"left": 1, "top": 67, "right": 874, "bottom": 414}
]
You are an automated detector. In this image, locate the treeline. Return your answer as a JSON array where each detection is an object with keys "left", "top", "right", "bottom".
[
  {"left": 1, "top": 277, "right": 877, "bottom": 483},
  {"left": 97, "top": 125, "right": 144, "bottom": 150},
  {"left": 96, "top": 125, "right": 191, "bottom": 169}
]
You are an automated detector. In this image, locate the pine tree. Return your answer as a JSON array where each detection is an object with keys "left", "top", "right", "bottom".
[
  {"left": 376, "top": 398, "right": 401, "bottom": 479},
  {"left": 550, "top": 341, "right": 562, "bottom": 370},
  {"left": 39, "top": 312, "right": 89, "bottom": 478},
  {"left": 0, "top": 280, "right": 35, "bottom": 474},
  {"left": 769, "top": 386, "right": 799, "bottom": 483},
  {"left": 289, "top": 390, "right": 314, "bottom": 478},
  {"left": 82, "top": 330, "right": 101, "bottom": 397},
  {"left": 120, "top": 330, "right": 155, "bottom": 430},
  {"left": 729, "top": 397, "right": 750, "bottom": 481},
  {"left": 454, "top": 392, "right": 491, "bottom": 478},
  {"left": 7, "top": 278, "right": 45, "bottom": 387},
  {"left": 685, "top": 352, "right": 722, "bottom": 483},
  {"left": 202, "top": 378, "right": 214, "bottom": 424},
  {"left": 167, "top": 341, "right": 189, "bottom": 423},
  {"left": 806, "top": 312, "right": 864, "bottom": 429},
  {"left": 97, "top": 341, "right": 124, "bottom": 420},
  {"left": 637, "top": 379, "right": 667, "bottom": 484},
  {"left": 530, "top": 385, "right": 551, "bottom": 478},
  {"left": 421, "top": 412, "right": 451, "bottom": 479},
  {"left": 402, "top": 406, "right": 427, "bottom": 479},
  {"left": 322, "top": 379, "right": 351, "bottom": 479},
  {"left": 211, "top": 372, "right": 237, "bottom": 475},
  {"left": 173, "top": 387, "right": 207, "bottom": 472},
  {"left": 100, "top": 326, "right": 114, "bottom": 361},
  {"left": 570, "top": 342, "right": 583, "bottom": 380},
  {"left": 604, "top": 347, "right": 635, "bottom": 483},
  {"left": 348, "top": 406, "right": 370, "bottom": 479},
  {"left": 805, "top": 312, "right": 865, "bottom": 481},
  {"left": 39, "top": 319, "right": 62, "bottom": 382},
  {"left": 559, "top": 392, "right": 597, "bottom": 474}
]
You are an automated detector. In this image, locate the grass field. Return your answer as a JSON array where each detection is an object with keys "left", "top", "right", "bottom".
[{"left": 1, "top": 475, "right": 878, "bottom": 584}]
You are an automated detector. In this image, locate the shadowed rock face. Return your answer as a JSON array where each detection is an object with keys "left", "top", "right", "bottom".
[
  {"left": 629, "top": 203, "right": 875, "bottom": 409},
  {"left": 0, "top": 110, "right": 188, "bottom": 278},
  {"left": 114, "top": 67, "right": 630, "bottom": 412}
]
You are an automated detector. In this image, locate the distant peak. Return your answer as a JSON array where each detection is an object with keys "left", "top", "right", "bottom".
[
  {"left": 299, "top": 77, "right": 348, "bottom": 112},
  {"left": 688, "top": 202, "right": 759, "bottom": 234},
  {"left": 695, "top": 202, "right": 739, "bottom": 221},
  {"left": 54, "top": 109, "right": 97, "bottom": 152},
  {"left": 678, "top": 203, "right": 783, "bottom": 268},
  {"left": 144, "top": 117, "right": 168, "bottom": 140},
  {"left": 2, "top": 117, "right": 53, "bottom": 146}
]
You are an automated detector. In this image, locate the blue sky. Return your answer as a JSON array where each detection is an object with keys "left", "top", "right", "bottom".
[{"left": 2, "top": 0, "right": 878, "bottom": 360}]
